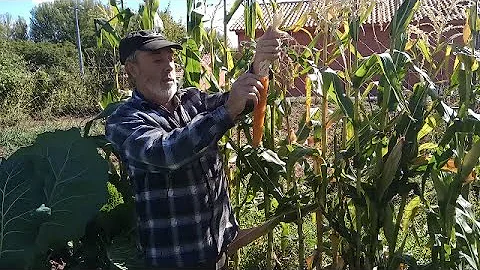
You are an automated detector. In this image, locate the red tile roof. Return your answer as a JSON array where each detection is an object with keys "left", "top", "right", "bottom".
[{"left": 229, "top": 0, "right": 470, "bottom": 32}]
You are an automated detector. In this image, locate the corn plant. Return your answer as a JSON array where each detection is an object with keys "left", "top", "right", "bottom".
[
  {"left": 94, "top": 0, "right": 164, "bottom": 106},
  {"left": 79, "top": 0, "right": 480, "bottom": 269}
]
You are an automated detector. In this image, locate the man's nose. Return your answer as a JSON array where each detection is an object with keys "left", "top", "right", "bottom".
[{"left": 164, "top": 62, "right": 174, "bottom": 72}]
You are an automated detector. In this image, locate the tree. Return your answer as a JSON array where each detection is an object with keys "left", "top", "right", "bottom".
[
  {"left": 158, "top": 8, "right": 186, "bottom": 43},
  {"left": 0, "top": 13, "right": 12, "bottom": 39},
  {"left": 30, "top": 0, "right": 106, "bottom": 48},
  {"left": 0, "top": 14, "right": 28, "bottom": 40},
  {"left": 11, "top": 17, "right": 28, "bottom": 40}
]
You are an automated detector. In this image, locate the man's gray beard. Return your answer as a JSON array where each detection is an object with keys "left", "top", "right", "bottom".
[
  {"left": 151, "top": 82, "right": 177, "bottom": 105},
  {"left": 160, "top": 83, "right": 177, "bottom": 103}
]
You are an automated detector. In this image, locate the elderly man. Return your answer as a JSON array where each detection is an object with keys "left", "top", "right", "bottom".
[{"left": 105, "top": 29, "right": 281, "bottom": 269}]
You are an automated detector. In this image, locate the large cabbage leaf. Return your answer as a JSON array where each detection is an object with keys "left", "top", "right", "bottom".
[{"left": 0, "top": 128, "right": 108, "bottom": 268}]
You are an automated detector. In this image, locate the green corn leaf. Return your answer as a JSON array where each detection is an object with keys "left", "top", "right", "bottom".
[
  {"left": 402, "top": 196, "right": 421, "bottom": 233},
  {"left": 255, "top": 1, "right": 266, "bottom": 31},
  {"left": 390, "top": 0, "right": 420, "bottom": 50},
  {"left": 141, "top": 5, "right": 151, "bottom": 30},
  {"left": 245, "top": 0, "right": 257, "bottom": 40},
  {"left": 416, "top": 39, "right": 432, "bottom": 63},
  {"left": 259, "top": 149, "right": 286, "bottom": 173},
  {"left": 305, "top": 31, "right": 322, "bottom": 51},
  {"left": 417, "top": 115, "right": 437, "bottom": 141},
  {"left": 181, "top": 38, "right": 202, "bottom": 88},
  {"left": 377, "top": 137, "right": 404, "bottom": 201},
  {"left": 94, "top": 19, "right": 121, "bottom": 48},
  {"left": 322, "top": 68, "right": 354, "bottom": 121},
  {"left": 352, "top": 54, "right": 381, "bottom": 88},
  {"left": 458, "top": 139, "right": 480, "bottom": 183},
  {"left": 360, "top": 81, "right": 378, "bottom": 99},
  {"left": 377, "top": 53, "right": 411, "bottom": 114},
  {"left": 84, "top": 101, "right": 126, "bottom": 137},
  {"left": 285, "top": 1, "right": 306, "bottom": 32},
  {"left": 290, "top": 12, "right": 309, "bottom": 32},
  {"left": 418, "top": 142, "right": 438, "bottom": 152},
  {"left": 121, "top": 9, "right": 134, "bottom": 34},
  {"left": 384, "top": 203, "right": 395, "bottom": 249},
  {"left": 241, "top": 146, "right": 284, "bottom": 198},
  {"left": 359, "top": 1, "right": 376, "bottom": 24},
  {"left": 111, "top": 3, "right": 120, "bottom": 26},
  {"left": 349, "top": 17, "right": 360, "bottom": 42},
  {"left": 294, "top": 107, "right": 322, "bottom": 144},
  {"left": 431, "top": 169, "right": 449, "bottom": 203},
  {"left": 225, "top": 0, "right": 243, "bottom": 24},
  {"left": 285, "top": 145, "right": 320, "bottom": 175},
  {"left": 280, "top": 222, "right": 290, "bottom": 251}
]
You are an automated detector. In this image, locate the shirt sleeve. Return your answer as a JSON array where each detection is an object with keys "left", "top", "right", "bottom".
[
  {"left": 105, "top": 104, "right": 235, "bottom": 171},
  {"left": 201, "top": 90, "right": 253, "bottom": 115},
  {"left": 201, "top": 91, "right": 229, "bottom": 112}
]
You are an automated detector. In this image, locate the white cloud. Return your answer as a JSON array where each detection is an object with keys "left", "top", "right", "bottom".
[{"left": 32, "top": 0, "right": 55, "bottom": 5}]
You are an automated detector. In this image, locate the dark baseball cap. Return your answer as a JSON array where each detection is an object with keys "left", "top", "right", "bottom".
[{"left": 119, "top": 30, "right": 182, "bottom": 64}]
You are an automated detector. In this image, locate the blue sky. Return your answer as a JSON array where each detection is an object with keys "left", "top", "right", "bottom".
[
  {"left": 0, "top": 0, "right": 241, "bottom": 45},
  {"left": 0, "top": 0, "right": 187, "bottom": 23}
]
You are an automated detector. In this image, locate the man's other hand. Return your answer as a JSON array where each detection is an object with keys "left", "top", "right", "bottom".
[
  {"left": 225, "top": 73, "right": 264, "bottom": 120},
  {"left": 252, "top": 26, "right": 284, "bottom": 74}
]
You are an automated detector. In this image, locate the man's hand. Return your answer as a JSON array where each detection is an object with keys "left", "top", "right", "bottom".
[
  {"left": 252, "top": 26, "right": 284, "bottom": 75},
  {"left": 225, "top": 73, "right": 264, "bottom": 120}
]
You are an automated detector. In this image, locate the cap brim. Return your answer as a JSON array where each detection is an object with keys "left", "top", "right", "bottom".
[{"left": 139, "top": 39, "right": 182, "bottom": 51}]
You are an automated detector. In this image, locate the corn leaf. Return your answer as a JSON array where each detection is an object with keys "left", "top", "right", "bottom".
[
  {"left": 225, "top": 0, "right": 243, "bottom": 24},
  {"left": 322, "top": 68, "right": 354, "bottom": 121},
  {"left": 402, "top": 196, "right": 421, "bottom": 233},
  {"left": 245, "top": 0, "right": 257, "bottom": 40},
  {"left": 352, "top": 54, "right": 381, "bottom": 88},
  {"left": 458, "top": 139, "right": 480, "bottom": 183},
  {"left": 255, "top": 1, "right": 266, "bottom": 31},
  {"left": 418, "top": 142, "right": 438, "bottom": 152},
  {"left": 290, "top": 13, "right": 309, "bottom": 33},
  {"left": 390, "top": 0, "right": 420, "bottom": 50},
  {"left": 359, "top": 1, "right": 376, "bottom": 24},
  {"left": 417, "top": 115, "right": 437, "bottom": 141},
  {"left": 94, "top": 19, "right": 121, "bottom": 48},
  {"left": 377, "top": 138, "right": 404, "bottom": 200},
  {"left": 417, "top": 39, "right": 432, "bottom": 63},
  {"left": 305, "top": 74, "right": 313, "bottom": 123}
]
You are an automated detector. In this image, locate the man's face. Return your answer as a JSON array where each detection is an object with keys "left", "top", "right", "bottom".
[{"left": 127, "top": 47, "right": 177, "bottom": 105}]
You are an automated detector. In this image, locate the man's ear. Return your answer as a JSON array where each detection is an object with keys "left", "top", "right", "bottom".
[{"left": 125, "top": 61, "right": 138, "bottom": 79}]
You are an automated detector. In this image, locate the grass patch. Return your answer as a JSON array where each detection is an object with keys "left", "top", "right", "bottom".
[{"left": 0, "top": 116, "right": 99, "bottom": 158}]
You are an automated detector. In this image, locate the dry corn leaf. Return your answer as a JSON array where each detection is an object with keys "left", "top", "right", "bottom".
[
  {"left": 412, "top": 155, "right": 430, "bottom": 166},
  {"left": 441, "top": 158, "right": 476, "bottom": 183},
  {"left": 464, "top": 14, "right": 472, "bottom": 44},
  {"left": 442, "top": 158, "right": 457, "bottom": 173},
  {"left": 288, "top": 128, "right": 297, "bottom": 144},
  {"left": 305, "top": 254, "right": 314, "bottom": 270}
]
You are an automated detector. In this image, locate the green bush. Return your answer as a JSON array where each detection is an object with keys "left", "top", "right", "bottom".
[
  {"left": 0, "top": 39, "right": 105, "bottom": 122},
  {"left": 0, "top": 41, "right": 34, "bottom": 124},
  {"left": 10, "top": 40, "right": 79, "bottom": 70}
]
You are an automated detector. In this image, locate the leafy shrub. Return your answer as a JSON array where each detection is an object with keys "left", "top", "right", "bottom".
[
  {"left": 0, "top": 40, "right": 34, "bottom": 124},
  {"left": 10, "top": 40, "right": 79, "bottom": 71},
  {"left": 0, "top": 39, "right": 105, "bottom": 121}
]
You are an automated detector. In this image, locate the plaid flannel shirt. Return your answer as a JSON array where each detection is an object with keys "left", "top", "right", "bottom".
[{"left": 105, "top": 88, "right": 239, "bottom": 268}]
